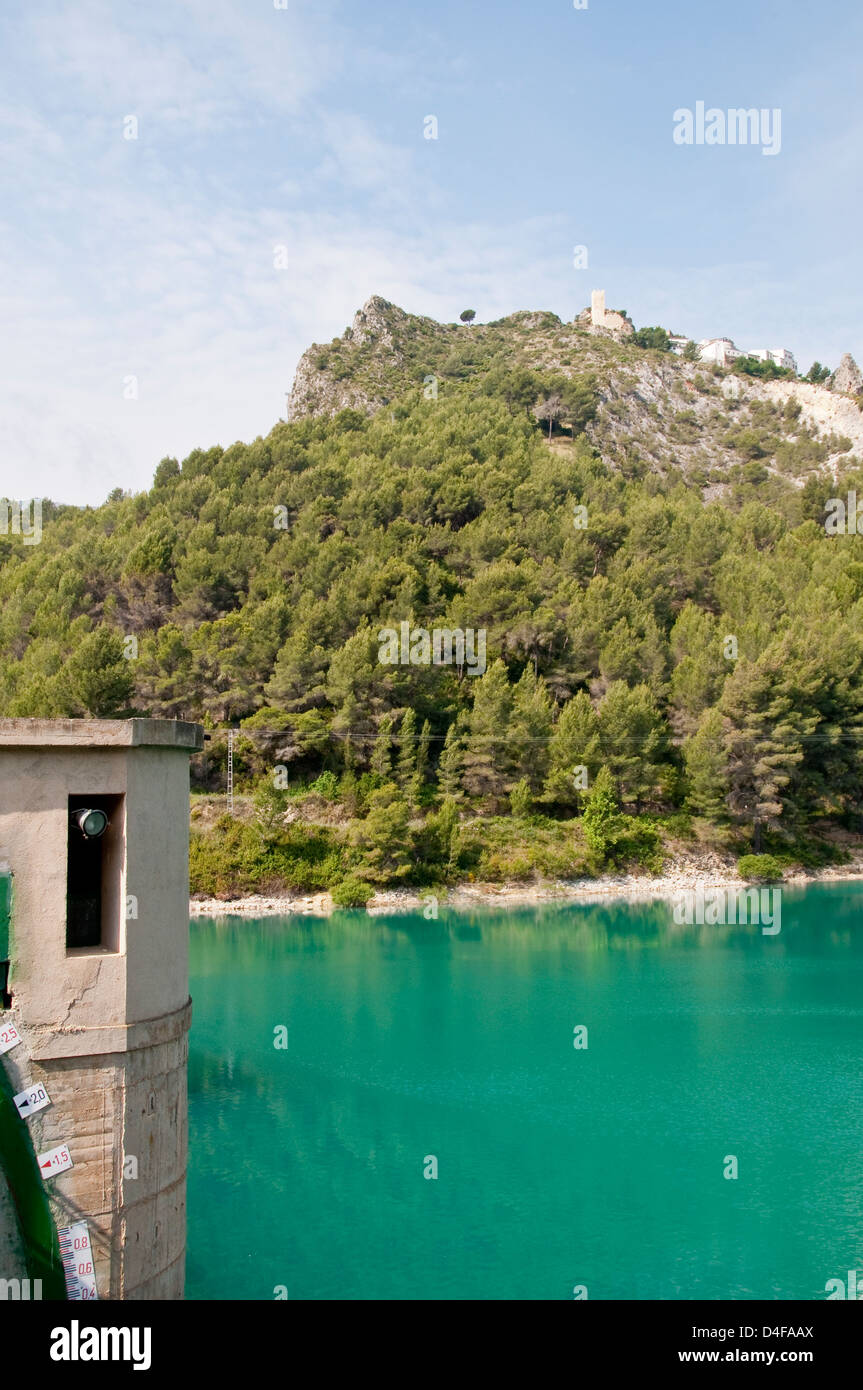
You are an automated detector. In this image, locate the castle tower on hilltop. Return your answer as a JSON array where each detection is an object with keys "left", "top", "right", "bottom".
[
  {"left": 591, "top": 289, "right": 607, "bottom": 328},
  {"left": 579, "top": 290, "right": 633, "bottom": 340}
]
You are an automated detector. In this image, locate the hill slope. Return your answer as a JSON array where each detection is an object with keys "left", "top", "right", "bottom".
[
  {"left": 289, "top": 296, "right": 863, "bottom": 492},
  {"left": 2, "top": 296, "right": 863, "bottom": 881}
]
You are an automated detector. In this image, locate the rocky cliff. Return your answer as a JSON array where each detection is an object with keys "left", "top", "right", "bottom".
[{"left": 288, "top": 297, "right": 863, "bottom": 488}]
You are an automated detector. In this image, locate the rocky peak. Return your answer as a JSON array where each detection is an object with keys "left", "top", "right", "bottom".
[
  {"left": 348, "top": 296, "right": 409, "bottom": 349},
  {"left": 829, "top": 353, "right": 863, "bottom": 396},
  {"left": 285, "top": 297, "right": 863, "bottom": 488}
]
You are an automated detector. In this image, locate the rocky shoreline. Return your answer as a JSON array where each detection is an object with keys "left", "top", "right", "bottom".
[{"left": 189, "top": 854, "right": 863, "bottom": 918}]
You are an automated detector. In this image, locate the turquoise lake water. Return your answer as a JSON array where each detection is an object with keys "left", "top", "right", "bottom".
[{"left": 186, "top": 883, "right": 863, "bottom": 1300}]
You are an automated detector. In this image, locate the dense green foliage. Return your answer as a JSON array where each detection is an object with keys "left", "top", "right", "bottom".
[
  {"left": 733, "top": 355, "right": 796, "bottom": 381},
  {"left": 806, "top": 362, "right": 832, "bottom": 385},
  {"left": 4, "top": 323, "right": 863, "bottom": 892},
  {"left": 737, "top": 853, "right": 784, "bottom": 882},
  {"left": 632, "top": 325, "right": 672, "bottom": 351}
]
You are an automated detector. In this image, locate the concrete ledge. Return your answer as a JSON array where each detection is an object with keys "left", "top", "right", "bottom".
[
  {"left": 31, "top": 999, "right": 193, "bottom": 1061},
  {"left": 0, "top": 718, "right": 204, "bottom": 752}
]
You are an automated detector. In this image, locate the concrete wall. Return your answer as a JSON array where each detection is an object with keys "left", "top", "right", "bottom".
[
  {"left": 0, "top": 1167, "right": 26, "bottom": 1288},
  {"left": 0, "top": 719, "right": 202, "bottom": 1300}
]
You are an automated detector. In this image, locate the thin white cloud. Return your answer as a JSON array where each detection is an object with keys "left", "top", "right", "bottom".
[{"left": 0, "top": 0, "right": 859, "bottom": 509}]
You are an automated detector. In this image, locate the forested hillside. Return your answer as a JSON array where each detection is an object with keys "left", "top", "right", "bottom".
[{"left": 3, "top": 299, "right": 863, "bottom": 897}]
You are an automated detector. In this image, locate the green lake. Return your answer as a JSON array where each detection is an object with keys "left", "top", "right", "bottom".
[{"left": 186, "top": 883, "right": 863, "bottom": 1300}]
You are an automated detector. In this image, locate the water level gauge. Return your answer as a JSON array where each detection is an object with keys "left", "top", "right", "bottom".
[{"left": 59, "top": 1221, "right": 99, "bottom": 1301}]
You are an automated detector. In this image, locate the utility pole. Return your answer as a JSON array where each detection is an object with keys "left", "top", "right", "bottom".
[{"left": 227, "top": 729, "right": 235, "bottom": 816}]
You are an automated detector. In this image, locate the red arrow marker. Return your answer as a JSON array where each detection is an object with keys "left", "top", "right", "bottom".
[{"left": 37, "top": 1144, "right": 73, "bottom": 1177}]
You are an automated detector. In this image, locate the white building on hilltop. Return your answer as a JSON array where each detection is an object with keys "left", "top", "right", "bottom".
[
  {"left": 747, "top": 347, "right": 797, "bottom": 373},
  {"left": 694, "top": 339, "right": 797, "bottom": 372},
  {"left": 698, "top": 337, "right": 741, "bottom": 367}
]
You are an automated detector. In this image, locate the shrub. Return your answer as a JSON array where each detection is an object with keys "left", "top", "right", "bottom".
[
  {"left": 510, "top": 778, "right": 532, "bottom": 818},
  {"left": 582, "top": 767, "right": 624, "bottom": 862},
  {"left": 331, "top": 876, "right": 371, "bottom": 908},
  {"left": 614, "top": 816, "right": 664, "bottom": 873},
  {"left": 309, "top": 771, "right": 340, "bottom": 800},
  {"left": 456, "top": 815, "right": 591, "bottom": 883},
  {"left": 737, "top": 853, "right": 783, "bottom": 882},
  {"left": 633, "top": 326, "right": 671, "bottom": 352},
  {"left": 349, "top": 783, "right": 414, "bottom": 883},
  {"left": 189, "top": 820, "right": 343, "bottom": 897},
  {"left": 253, "top": 779, "right": 290, "bottom": 843}
]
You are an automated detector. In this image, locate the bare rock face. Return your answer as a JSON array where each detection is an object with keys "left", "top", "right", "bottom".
[
  {"left": 348, "top": 295, "right": 409, "bottom": 348},
  {"left": 829, "top": 353, "right": 863, "bottom": 396},
  {"left": 287, "top": 296, "right": 434, "bottom": 421},
  {"left": 287, "top": 351, "right": 372, "bottom": 421}
]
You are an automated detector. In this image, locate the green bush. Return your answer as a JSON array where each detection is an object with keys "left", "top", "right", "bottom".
[
  {"left": 582, "top": 767, "right": 625, "bottom": 863},
  {"left": 737, "top": 854, "right": 783, "bottom": 882},
  {"left": 331, "top": 876, "right": 372, "bottom": 908},
  {"left": 510, "top": 778, "right": 532, "bottom": 818},
  {"left": 457, "top": 815, "right": 592, "bottom": 883},
  {"left": 309, "top": 771, "right": 340, "bottom": 800},
  {"left": 633, "top": 326, "right": 671, "bottom": 352},
  {"left": 189, "top": 820, "right": 343, "bottom": 896},
  {"left": 613, "top": 816, "right": 664, "bottom": 873}
]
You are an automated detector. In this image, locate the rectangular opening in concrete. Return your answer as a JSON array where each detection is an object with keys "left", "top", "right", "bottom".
[{"left": 66, "top": 794, "right": 125, "bottom": 953}]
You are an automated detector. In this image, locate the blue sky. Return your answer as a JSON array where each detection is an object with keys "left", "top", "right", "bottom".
[{"left": 1, "top": 0, "right": 860, "bottom": 505}]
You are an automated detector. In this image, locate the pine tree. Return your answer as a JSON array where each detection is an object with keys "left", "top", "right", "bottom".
[
  {"left": 370, "top": 714, "right": 394, "bottom": 780},
  {"left": 598, "top": 681, "right": 668, "bottom": 809},
  {"left": 639, "top": 615, "right": 670, "bottom": 699},
  {"left": 683, "top": 707, "right": 728, "bottom": 822},
  {"left": 510, "top": 778, "right": 532, "bottom": 818},
  {"left": 510, "top": 668, "right": 553, "bottom": 790},
  {"left": 63, "top": 627, "right": 135, "bottom": 717},
  {"left": 265, "top": 627, "right": 328, "bottom": 712},
  {"left": 720, "top": 656, "right": 813, "bottom": 850},
  {"left": 413, "top": 718, "right": 432, "bottom": 807},
  {"left": 396, "top": 708, "right": 418, "bottom": 799},
  {"left": 253, "top": 778, "right": 290, "bottom": 844},
  {"left": 544, "top": 690, "right": 603, "bottom": 809},
  {"left": 561, "top": 375, "right": 598, "bottom": 438},
  {"left": 350, "top": 783, "right": 412, "bottom": 883},
  {"left": 438, "top": 722, "right": 465, "bottom": 800},
  {"left": 461, "top": 659, "right": 515, "bottom": 805},
  {"left": 669, "top": 602, "right": 723, "bottom": 731},
  {"left": 582, "top": 765, "right": 625, "bottom": 865},
  {"left": 424, "top": 795, "right": 460, "bottom": 877}
]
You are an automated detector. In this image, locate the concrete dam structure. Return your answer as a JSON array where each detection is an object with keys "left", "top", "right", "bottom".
[{"left": 0, "top": 718, "right": 203, "bottom": 1300}]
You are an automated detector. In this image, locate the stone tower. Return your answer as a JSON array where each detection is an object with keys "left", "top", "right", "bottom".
[
  {"left": 590, "top": 289, "right": 607, "bottom": 328},
  {"left": 0, "top": 718, "right": 203, "bottom": 1300}
]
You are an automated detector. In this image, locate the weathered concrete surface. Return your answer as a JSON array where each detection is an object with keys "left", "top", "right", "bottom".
[
  {"left": 0, "top": 719, "right": 201, "bottom": 1300},
  {"left": 0, "top": 718, "right": 203, "bottom": 750},
  {"left": 0, "top": 1169, "right": 26, "bottom": 1288}
]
